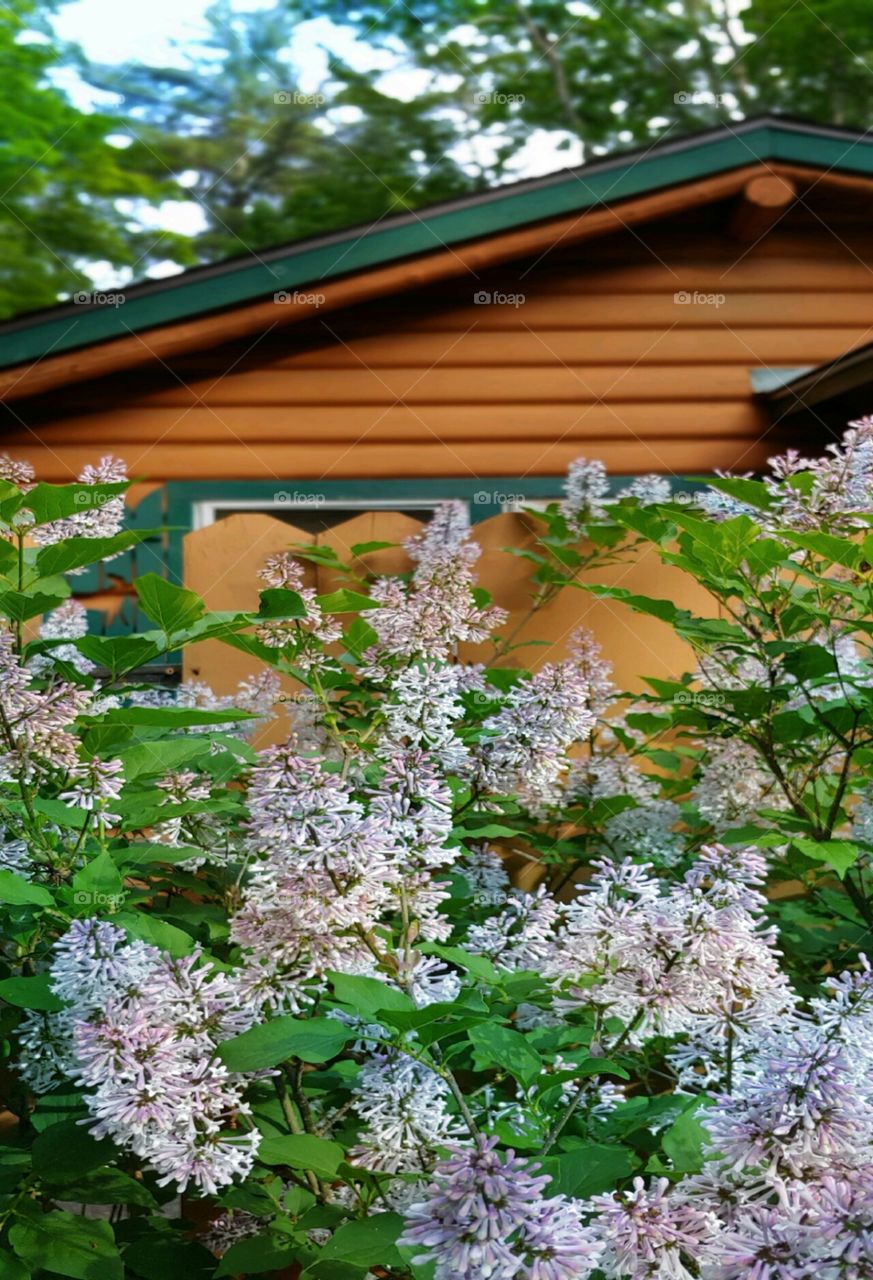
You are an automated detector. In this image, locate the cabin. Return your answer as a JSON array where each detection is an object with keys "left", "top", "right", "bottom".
[{"left": 2, "top": 114, "right": 873, "bottom": 690}]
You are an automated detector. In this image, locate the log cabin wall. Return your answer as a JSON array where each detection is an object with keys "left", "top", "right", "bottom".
[{"left": 4, "top": 197, "right": 873, "bottom": 483}]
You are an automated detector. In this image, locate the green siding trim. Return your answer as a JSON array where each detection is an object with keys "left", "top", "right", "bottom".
[
  {"left": 3, "top": 119, "right": 873, "bottom": 371},
  {"left": 162, "top": 476, "right": 703, "bottom": 586}
]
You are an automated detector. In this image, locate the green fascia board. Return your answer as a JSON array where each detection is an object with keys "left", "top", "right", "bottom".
[{"left": 3, "top": 118, "right": 873, "bottom": 371}]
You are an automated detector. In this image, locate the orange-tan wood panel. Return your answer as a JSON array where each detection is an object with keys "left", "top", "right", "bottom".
[
  {"left": 3, "top": 402, "right": 769, "bottom": 444},
  {"left": 273, "top": 327, "right": 873, "bottom": 368},
  {"left": 182, "top": 511, "right": 717, "bottom": 747},
  {"left": 401, "top": 293, "right": 873, "bottom": 329},
  {"left": 0, "top": 434, "right": 788, "bottom": 482},
  {"left": 183, "top": 510, "right": 426, "bottom": 746},
  {"left": 83, "top": 366, "right": 775, "bottom": 407}
]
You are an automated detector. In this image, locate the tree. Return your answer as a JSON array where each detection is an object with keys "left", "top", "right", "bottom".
[
  {"left": 83, "top": 0, "right": 478, "bottom": 264},
  {"left": 0, "top": 0, "right": 191, "bottom": 319},
  {"left": 297, "top": 0, "right": 873, "bottom": 156}
]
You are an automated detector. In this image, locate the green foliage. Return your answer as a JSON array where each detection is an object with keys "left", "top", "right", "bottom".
[{"left": 0, "top": 1, "right": 191, "bottom": 318}]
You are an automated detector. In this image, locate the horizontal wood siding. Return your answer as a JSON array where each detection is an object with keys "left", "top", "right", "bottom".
[{"left": 4, "top": 220, "right": 873, "bottom": 481}]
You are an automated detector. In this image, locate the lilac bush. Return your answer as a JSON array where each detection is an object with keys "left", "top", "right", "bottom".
[{"left": 1, "top": 429, "right": 873, "bottom": 1276}]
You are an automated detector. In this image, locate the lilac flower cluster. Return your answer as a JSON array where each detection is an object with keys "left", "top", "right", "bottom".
[
  {"left": 366, "top": 502, "right": 506, "bottom": 667},
  {"left": 475, "top": 631, "right": 598, "bottom": 807},
  {"left": 254, "top": 551, "right": 342, "bottom": 661},
  {"left": 470, "top": 845, "right": 792, "bottom": 1074},
  {"left": 0, "top": 626, "right": 91, "bottom": 784},
  {"left": 400, "top": 1138, "right": 602, "bottom": 1280},
  {"left": 231, "top": 745, "right": 460, "bottom": 1010},
  {"left": 29, "top": 456, "right": 128, "bottom": 551},
  {"left": 696, "top": 416, "right": 873, "bottom": 532},
  {"left": 20, "top": 920, "right": 260, "bottom": 1194}
]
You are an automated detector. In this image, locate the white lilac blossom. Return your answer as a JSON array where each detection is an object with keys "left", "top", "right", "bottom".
[
  {"left": 231, "top": 744, "right": 461, "bottom": 1008},
  {"left": 617, "top": 474, "right": 673, "bottom": 505},
  {"left": 589, "top": 1176, "right": 718, "bottom": 1279},
  {"left": 561, "top": 457, "right": 610, "bottom": 526},
  {"left": 379, "top": 660, "right": 473, "bottom": 776},
  {"left": 565, "top": 752, "right": 683, "bottom": 862},
  {"left": 255, "top": 552, "right": 342, "bottom": 661},
  {"left": 400, "top": 1138, "right": 602, "bottom": 1280},
  {"left": 483, "top": 847, "right": 797, "bottom": 1063},
  {"left": 476, "top": 636, "right": 597, "bottom": 806},
  {"left": 0, "top": 454, "right": 35, "bottom": 487},
  {"left": 457, "top": 843, "right": 511, "bottom": 906},
  {"left": 201, "top": 1209, "right": 265, "bottom": 1257},
  {"left": 365, "top": 502, "right": 507, "bottom": 666},
  {"left": 695, "top": 418, "right": 873, "bottom": 533},
  {"left": 59, "top": 756, "right": 125, "bottom": 826},
  {"left": 466, "top": 885, "right": 563, "bottom": 972},
  {"left": 0, "top": 627, "right": 91, "bottom": 783},
  {"left": 33, "top": 600, "right": 95, "bottom": 676},
  {"left": 692, "top": 739, "right": 787, "bottom": 832},
  {"left": 152, "top": 769, "right": 236, "bottom": 868},
  {"left": 349, "top": 1053, "right": 463, "bottom": 1173},
  {"left": 127, "top": 671, "right": 279, "bottom": 739},
  {"left": 20, "top": 920, "right": 260, "bottom": 1195},
  {"left": 31, "top": 456, "right": 128, "bottom": 550}
]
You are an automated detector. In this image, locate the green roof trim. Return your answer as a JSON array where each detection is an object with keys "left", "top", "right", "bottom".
[{"left": 2, "top": 116, "right": 873, "bottom": 372}]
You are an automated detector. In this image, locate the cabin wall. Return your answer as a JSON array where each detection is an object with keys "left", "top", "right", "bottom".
[{"left": 4, "top": 217, "right": 873, "bottom": 483}]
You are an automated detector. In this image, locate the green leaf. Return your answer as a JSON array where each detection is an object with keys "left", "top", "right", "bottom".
[
  {"left": 421, "top": 944, "right": 499, "bottom": 983},
  {"left": 9, "top": 1211, "right": 121, "bottom": 1280},
  {"left": 18, "top": 482, "right": 128, "bottom": 527},
  {"left": 794, "top": 838, "right": 860, "bottom": 878},
  {"left": 76, "top": 635, "right": 162, "bottom": 677},
  {"left": 661, "top": 1102, "right": 710, "bottom": 1174},
  {"left": 317, "top": 588, "right": 379, "bottom": 612},
  {"left": 699, "top": 475, "right": 773, "bottom": 510},
  {"left": 350, "top": 540, "right": 395, "bottom": 555},
  {"left": 92, "top": 706, "right": 253, "bottom": 728},
  {"left": 318, "top": 1213, "right": 405, "bottom": 1267},
  {"left": 0, "top": 872, "right": 53, "bottom": 907},
  {"left": 0, "top": 975, "right": 64, "bottom": 1012},
  {"left": 134, "top": 574, "right": 204, "bottom": 635},
  {"left": 215, "top": 1235, "right": 298, "bottom": 1278},
  {"left": 113, "top": 911, "right": 195, "bottom": 957},
  {"left": 0, "top": 587, "right": 70, "bottom": 622},
  {"left": 0, "top": 1245, "right": 29, "bottom": 1280},
  {"left": 258, "top": 1133, "right": 344, "bottom": 1177},
  {"left": 35, "top": 531, "right": 147, "bottom": 579},
  {"left": 31, "top": 1121, "right": 116, "bottom": 1183},
  {"left": 542, "top": 1142, "right": 636, "bottom": 1198},
  {"left": 218, "top": 1016, "right": 351, "bottom": 1070},
  {"left": 467, "top": 1023, "right": 542, "bottom": 1087},
  {"left": 257, "top": 588, "right": 307, "bottom": 619},
  {"left": 123, "top": 1234, "right": 216, "bottom": 1280},
  {"left": 71, "top": 852, "right": 124, "bottom": 914},
  {"left": 53, "top": 1168, "right": 158, "bottom": 1208},
  {"left": 328, "top": 972, "right": 415, "bottom": 1017}
]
